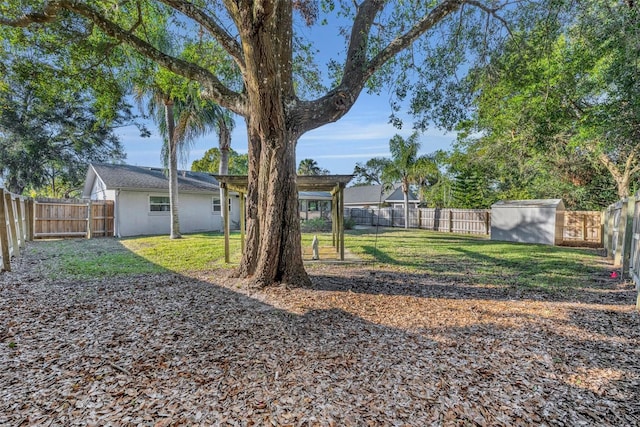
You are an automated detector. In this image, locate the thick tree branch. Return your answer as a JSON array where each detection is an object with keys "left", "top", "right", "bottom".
[
  {"left": 366, "top": 0, "right": 464, "bottom": 82},
  {"left": 0, "top": 1, "right": 62, "bottom": 26},
  {"left": 295, "top": 0, "right": 464, "bottom": 134},
  {"left": 341, "top": 0, "right": 385, "bottom": 90},
  {"left": 158, "top": 0, "right": 245, "bottom": 71},
  {"left": 2, "top": 1, "right": 247, "bottom": 116}
]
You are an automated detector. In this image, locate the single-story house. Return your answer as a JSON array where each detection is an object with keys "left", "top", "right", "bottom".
[
  {"left": 82, "top": 163, "right": 241, "bottom": 237},
  {"left": 299, "top": 191, "right": 332, "bottom": 220},
  {"left": 343, "top": 184, "right": 420, "bottom": 209}
]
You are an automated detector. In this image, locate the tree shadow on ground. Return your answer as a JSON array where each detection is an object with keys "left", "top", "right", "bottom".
[
  {"left": 1, "top": 239, "right": 639, "bottom": 425},
  {"left": 352, "top": 242, "right": 623, "bottom": 304}
]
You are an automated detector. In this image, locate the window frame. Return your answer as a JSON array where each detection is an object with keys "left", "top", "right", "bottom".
[
  {"left": 149, "top": 195, "right": 171, "bottom": 213},
  {"left": 213, "top": 197, "right": 222, "bottom": 213}
]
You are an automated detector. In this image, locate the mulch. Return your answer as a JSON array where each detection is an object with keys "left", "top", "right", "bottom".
[{"left": 1, "top": 244, "right": 639, "bottom": 426}]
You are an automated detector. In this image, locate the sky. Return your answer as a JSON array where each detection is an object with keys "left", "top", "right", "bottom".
[
  {"left": 118, "top": 92, "right": 457, "bottom": 175},
  {"left": 117, "top": 15, "right": 458, "bottom": 175}
]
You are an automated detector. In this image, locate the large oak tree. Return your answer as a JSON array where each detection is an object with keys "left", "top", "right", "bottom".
[{"left": 1, "top": 0, "right": 521, "bottom": 286}]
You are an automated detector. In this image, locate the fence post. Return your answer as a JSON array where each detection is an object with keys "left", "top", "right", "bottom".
[
  {"left": 600, "top": 210, "right": 605, "bottom": 247},
  {"left": 449, "top": 209, "right": 454, "bottom": 233},
  {"left": 5, "top": 192, "right": 19, "bottom": 259},
  {"left": 485, "top": 211, "right": 490, "bottom": 235},
  {"left": 25, "top": 199, "right": 33, "bottom": 241},
  {"left": 0, "top": 189, "right": 11, "bottom": 272},
  {"left": 14, "top": 197, "right": 24, "bottom": 249},
  {"left": 622, "top": 196, "right": 636, "bottom": 276},
  {"left": 605, "top": 205, "right": 614, "bottom": 258},
  {"left": 614, "top": 199, "right": 628, "bottom": 267},
  {"left": 87, "top": 200, "right": 93, "bottom": 239}
]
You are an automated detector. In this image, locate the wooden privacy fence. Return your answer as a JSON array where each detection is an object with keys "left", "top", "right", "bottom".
[
  {"left": 34, "top": 198, "right": 114, "bottom": 238},
  {"left": 602, "top": 194, "right": 640, "bottom": 309},
  {"left": 0, "top": 188, "right": 32, "bottom": 272},
  {"left": 347, "top": 206, "right": 603, "bottom": 243},
  {"left": 346, "top": 207, "right": 492, "bottom": 235}
]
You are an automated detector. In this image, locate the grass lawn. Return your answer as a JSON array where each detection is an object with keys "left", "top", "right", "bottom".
[{"left": 30, "top": 228, "right": 608, "bottom": 293}]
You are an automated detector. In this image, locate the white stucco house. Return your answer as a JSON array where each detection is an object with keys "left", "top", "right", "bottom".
[
  {"left": 82, "top": 163, "right": 241, "bottom": 237},
  {"left": 343, "top": 184, "right": 420, "bottom": 209}
]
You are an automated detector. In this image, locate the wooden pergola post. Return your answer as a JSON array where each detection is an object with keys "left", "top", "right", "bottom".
[
  {"left": 339, "top": 183, "right": 345, "bottom": 261},
  {"left": 239, "top": 191, "right": 245, "bottom": 255},
  {"left": 331, "top": 190, "right": 338, "bottom": 248},
  {"left": 222, "top": 183, "right": 230, "bottom": 263},
  {"left": 214, "top": 174, "right": 353, "bottom": 264}
]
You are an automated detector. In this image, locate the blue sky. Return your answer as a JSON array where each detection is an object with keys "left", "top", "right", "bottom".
[{"left": 119, "top": 92, "right": 457, "bottom": 175}]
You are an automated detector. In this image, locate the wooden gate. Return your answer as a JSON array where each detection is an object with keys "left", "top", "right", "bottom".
[
  {"left": 34, "top": 199, "right": 114, "bottom": 238},
  {"left": 561, "top": 211, "right": 602, "bottom": 246}
]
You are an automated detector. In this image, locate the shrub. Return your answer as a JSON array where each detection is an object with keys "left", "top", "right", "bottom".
[{"left": 301, "top": 218, "right": 331, "bottom": 232}]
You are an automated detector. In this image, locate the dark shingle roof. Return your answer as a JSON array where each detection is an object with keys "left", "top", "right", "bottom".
[
  {"left": 89, "top": 163, "right": 219, "bottom": 193},
  {"left": 344, "top": 184, "right": 387, "bottom": 204},
  {"left": 384, "top": 186, "right": 419, "bottom": 203},
  {"left": 344, "top": 184, "right": 419, "bottom": 205}
]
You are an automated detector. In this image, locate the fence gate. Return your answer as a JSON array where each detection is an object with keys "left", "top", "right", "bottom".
[{"left": 34, "top": 199, "right": 114, "bottom": 238}]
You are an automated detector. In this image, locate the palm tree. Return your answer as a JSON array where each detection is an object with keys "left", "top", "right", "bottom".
[
  {"left": 298, "top": 158, "right": 328, "bottom": 175},
  {"left": 382, "top": 132, "right": 438, "bottom": 229},
  {"left": 136, "top": 82, "right": 230, "bottom": 239}
]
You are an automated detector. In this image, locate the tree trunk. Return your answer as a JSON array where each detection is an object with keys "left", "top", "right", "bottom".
[
  {"left": 165, "top": 99, "right": 181, "bottom": 239},
  {"left": 403, "top": 180, "right": 410, "bottom": 229},
  {"left": 231, "top": 1, "right": 309, "bottom": 287},
  {"left": 218, "top": 119, "right": 230, "bottom": 225},
  {"left": 596, "top": 150, "right": 634, "bottom": 199}
]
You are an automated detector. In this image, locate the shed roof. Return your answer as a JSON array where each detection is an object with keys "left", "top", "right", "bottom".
[
  {"left": 491, "top": 199, "right": 565, "bottom": 209},
  {"left": 83, "top": 163, "right": 219, "bottom": 195}
]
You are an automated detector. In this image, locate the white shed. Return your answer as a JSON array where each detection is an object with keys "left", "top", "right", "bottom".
[{"left": 491, "top": 199, "right": 565, "bottom": 246}]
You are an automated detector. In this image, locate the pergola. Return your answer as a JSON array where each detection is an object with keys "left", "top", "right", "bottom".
[{"left": 213, "top": 174, "right": 354, "bottom": 263}]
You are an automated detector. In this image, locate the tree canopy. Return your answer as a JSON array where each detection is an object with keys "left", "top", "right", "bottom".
[
  {"left": 1, "top": 0, "right": 543, "bottom": 286},
  {"left": 0, "top": 55, "right": 129, "bottom": 196},
  {"left": 447, "top": 0, "right": 639, "bottom": 206},
  {"left": 192, "top": 147, "right": 248, "bottom": 175}
]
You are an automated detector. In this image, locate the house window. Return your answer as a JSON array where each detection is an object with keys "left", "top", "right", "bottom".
[
  {"left": 149, "top": 196, "right": 170, "bottom": 212},
  {"left": 213, "top": 197, "right": 221, "bottom": 213},
  {"left": 308, "top": 201, "right": 318, "bottom": 211}
]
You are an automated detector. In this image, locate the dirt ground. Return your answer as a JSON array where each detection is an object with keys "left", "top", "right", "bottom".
[{"left": 1, "top": 240, "right": 639, "bottom": 426}]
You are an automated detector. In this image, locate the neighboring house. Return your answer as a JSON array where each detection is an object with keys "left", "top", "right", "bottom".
[
  {"left": 299, "top": 191, "right": 332, "bottom": 220},
  {"left": 343, "top": 184, "right": 420, "bottom": 209},
  {"left": 82, "top": 163, "right": 241, "bottom": 237}
]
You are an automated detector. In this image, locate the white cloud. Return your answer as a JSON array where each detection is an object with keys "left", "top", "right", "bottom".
[{"left": 310, "top": 152, "right": 389, "bottom": 159}]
